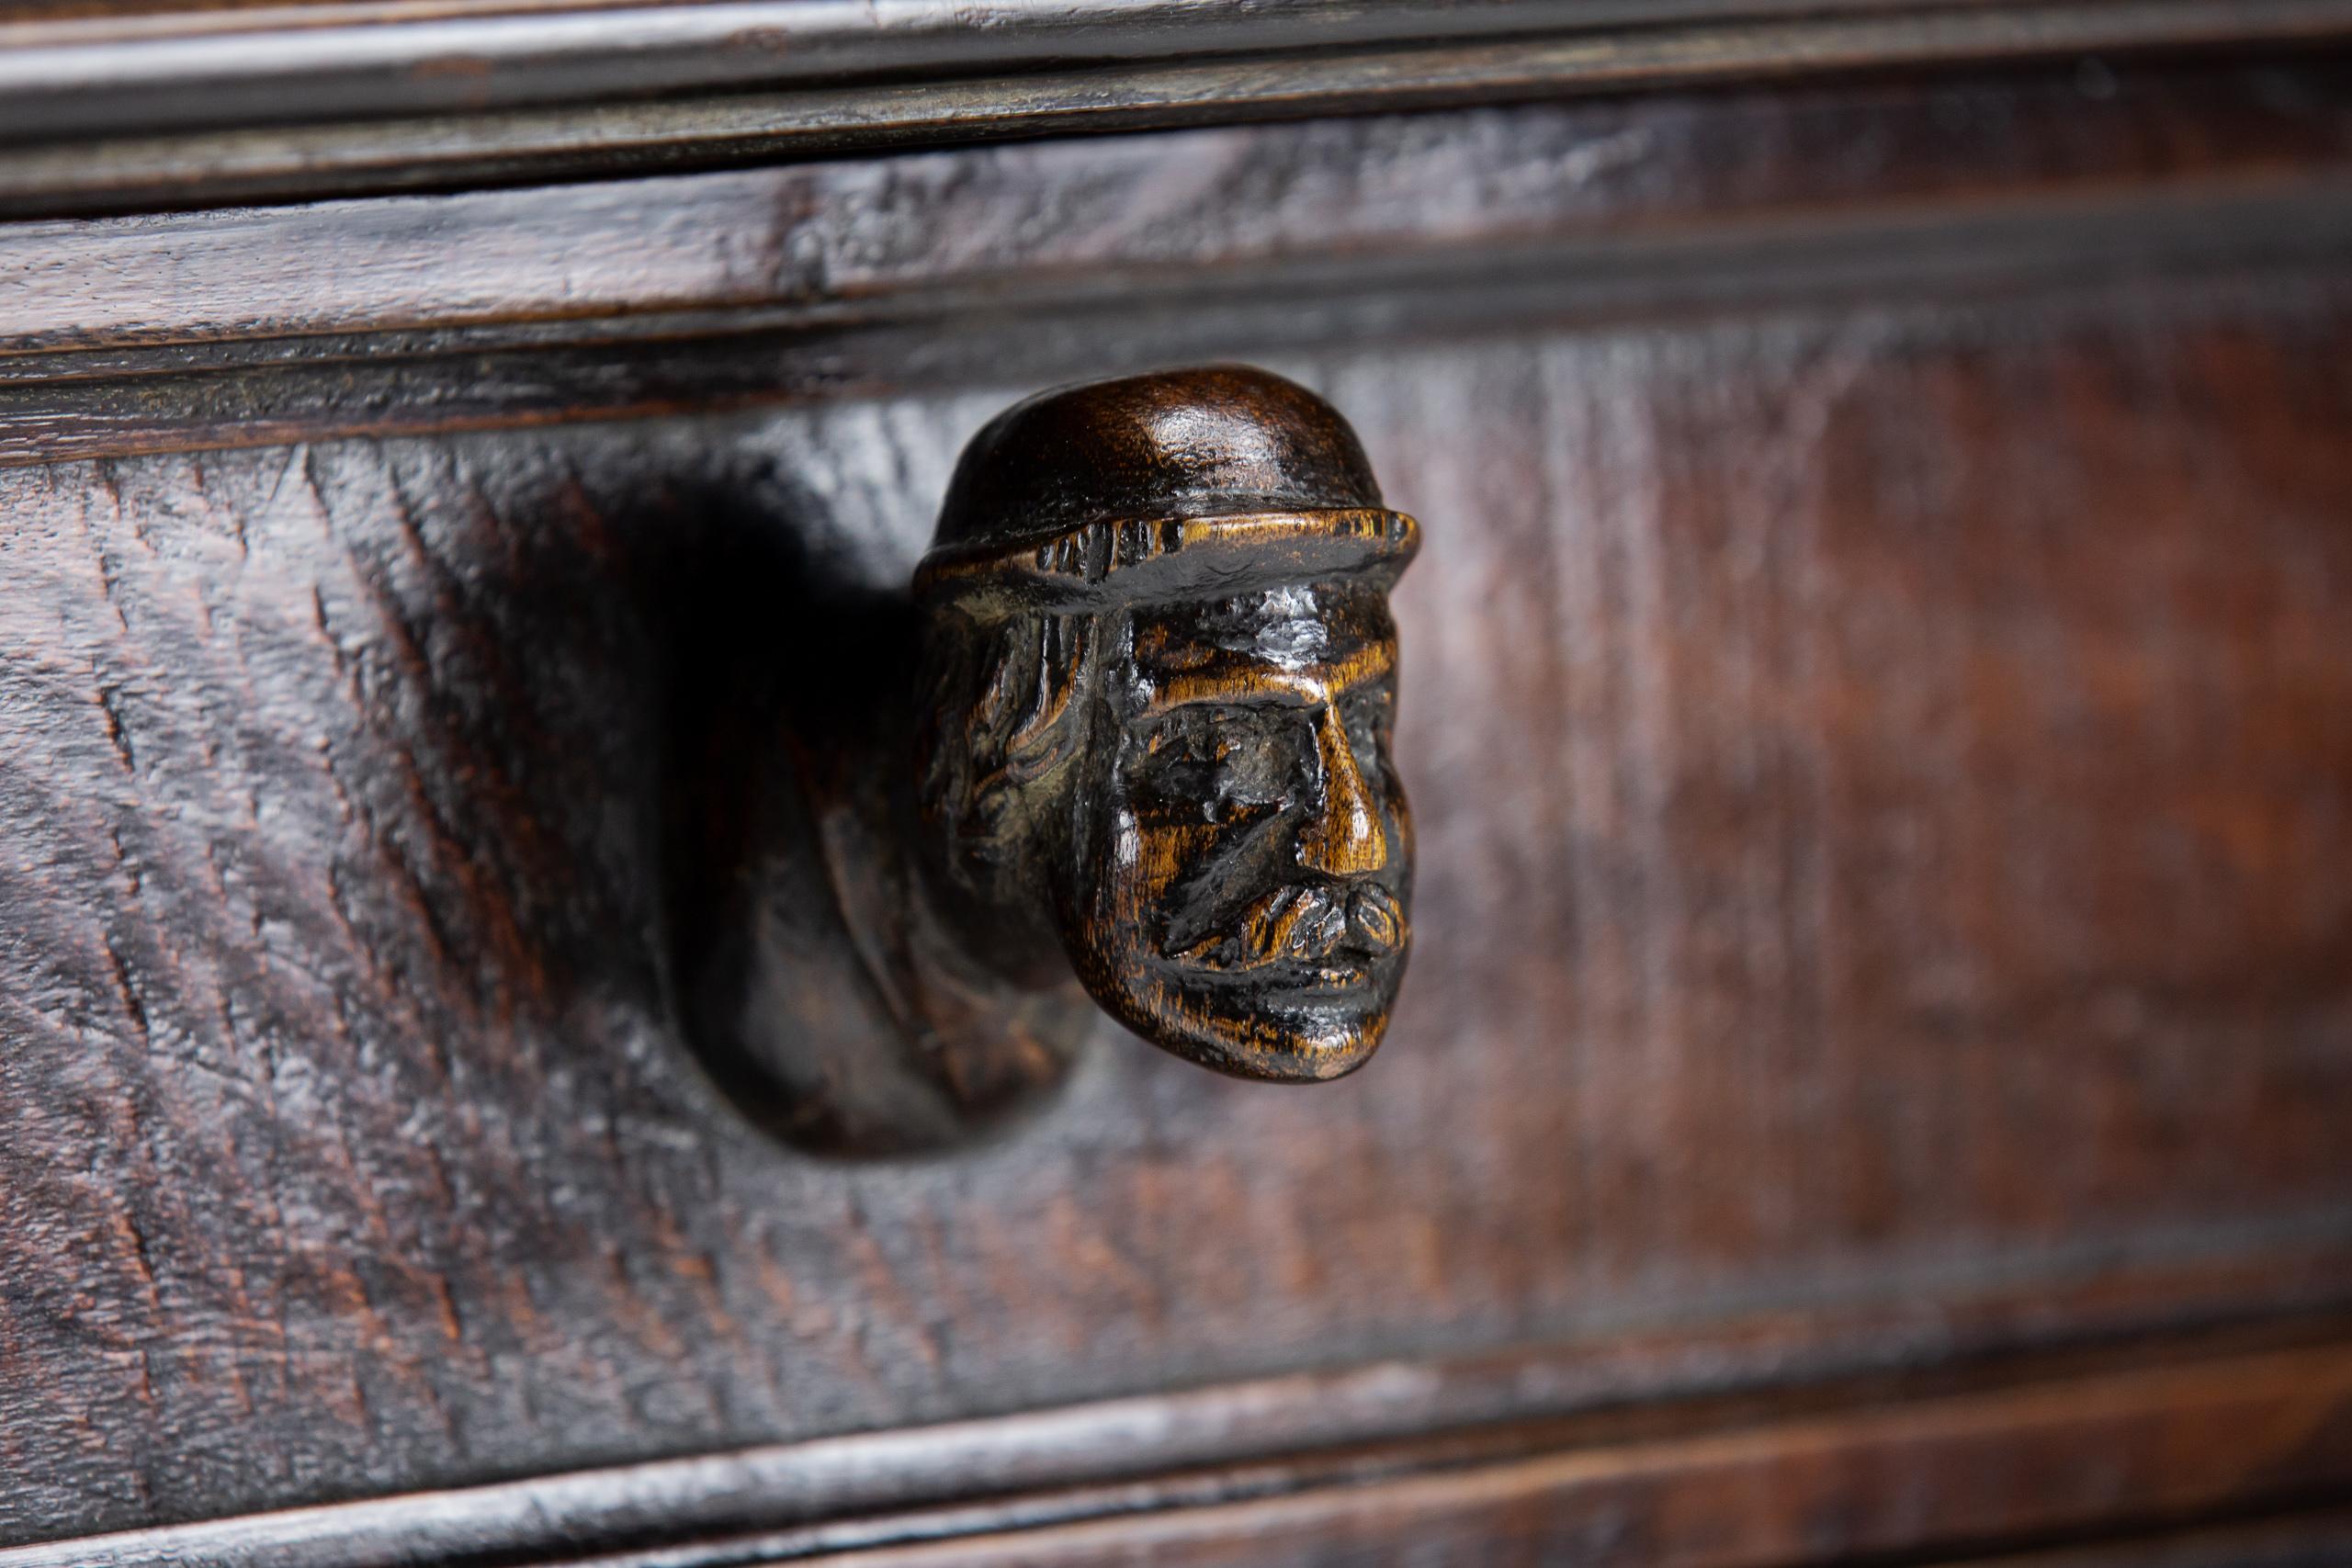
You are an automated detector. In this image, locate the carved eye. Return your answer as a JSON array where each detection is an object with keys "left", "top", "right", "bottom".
[
  {"left": 1136, "top": 705, "right": 1299, "bottom": 822},
  {"left": 1148, "top": 709, "right": 1228, "bottom": 766}
]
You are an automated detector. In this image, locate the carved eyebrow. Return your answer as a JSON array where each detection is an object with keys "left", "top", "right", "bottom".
[{"left": 1140, "top": 640, "right": 1394, "bottom": 716}]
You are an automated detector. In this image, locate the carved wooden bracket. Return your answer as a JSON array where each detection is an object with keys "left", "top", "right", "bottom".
[{"left": 677, "top": 367, "right": 1419, "bottom": 1155}]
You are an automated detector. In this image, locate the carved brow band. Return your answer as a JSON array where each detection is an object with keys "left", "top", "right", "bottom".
[{"left": 913, "top": 509, "right": 1419, "bottom": 618}]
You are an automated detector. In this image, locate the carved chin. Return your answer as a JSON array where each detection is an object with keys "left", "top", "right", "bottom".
[{"left": 1082, "top": 950, "right": 1403, "bottom": 1082}]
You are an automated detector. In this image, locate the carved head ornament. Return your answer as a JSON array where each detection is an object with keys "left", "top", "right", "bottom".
[{"left": 914, "top": 367, "right": 1419, "bottom": 1081}]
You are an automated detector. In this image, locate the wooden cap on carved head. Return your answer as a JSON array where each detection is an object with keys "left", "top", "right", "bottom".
[{"left": 915, "top": 367, "right": 1419, "bottom": 613}]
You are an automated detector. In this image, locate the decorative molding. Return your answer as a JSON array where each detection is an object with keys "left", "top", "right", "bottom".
[
  {"left": 5, "top": 1314, "right": 2351, "bottom": 1566},
  {"left": 0, "top": 0, "right": 2350, "bottom": 213},
  {"left": 6, "top": 60, "right": 2352, "bottom": 461},
  {"left": 0, "top": 0, "right": 1966, "bottom": 140},
  {"left": 6, "top": 181, "right": 2352, "bottom": 466}
]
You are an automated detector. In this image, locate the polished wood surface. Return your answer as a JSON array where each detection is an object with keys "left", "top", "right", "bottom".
[
  {"left": 12, "top": 55, "right": 2352, "bottom": 360},
  {"left": 681, "top": 367, "right": 1423, "bottom": 1153},
  {"left": 789, "top": 1341, "right": 2352, "bottom": 1568},
  {"left": 5, "top": 1325, "right": 2347, "bottom": 1566},
  {"left": 0, "top": 39, "right": 2348, "bottom": 1568},
  {"left": 5, "top": 0, "right": 2352, "bottom": 214},
  {"left": 11, "top": 57, "right": 2352, "bottom": 466}
]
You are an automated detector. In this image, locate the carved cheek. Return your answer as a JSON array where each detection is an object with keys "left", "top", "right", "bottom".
[
  {"left": 1079, "top": 802, "right": 1139, "bottom": 946},
  {"left": 1128, "top": 820, "right": 1208, "bottom": 908},
  {"left": 1381, "top": 763, "right": 1414, "bottom": 864},
  {"left": 1109, "top": 805, "right": 1144, "bottom": 879},
  {"left": 1094, "top": 795, "right": 1178, "bottom": 942}
]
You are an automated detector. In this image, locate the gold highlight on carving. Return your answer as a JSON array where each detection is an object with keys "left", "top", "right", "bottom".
[{"left": 915, "top": 366, "right": 1421, "bottom": 1083}]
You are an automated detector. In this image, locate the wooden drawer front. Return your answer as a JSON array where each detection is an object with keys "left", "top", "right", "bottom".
[{"left": 2, "top": 55, "right": 2350, "bottom": 1563}]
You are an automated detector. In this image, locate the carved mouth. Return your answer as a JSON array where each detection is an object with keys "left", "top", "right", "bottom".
[{"left": 1151, "top": 949, "right": 1396, "bottom": 1000}]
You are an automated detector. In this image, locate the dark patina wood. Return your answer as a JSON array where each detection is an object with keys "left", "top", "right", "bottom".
[
  {"left": 1, "top": 35, "right": 2350, "bottom": 1568},
  {"left": 3, "top": 1322, "right": 2348, "bottom": 1566},
  {"left": 16, "top": 56, "right": 2352, "bottom": 368},
  {"left": 5, "top": 0, "right": 2352, "bottom": 215},
  {"left": 916, "top": 369, "right": 1416, "bottom": 1084},
  {"left": 12, "top": 56, "right": 2352, "bottom": 475},
  {"left": 6, "top": 261, "right": 2352, "bottom": 1547},
  {"left": 680, "top": 367, "right": 1421, "bottom": 1154}
]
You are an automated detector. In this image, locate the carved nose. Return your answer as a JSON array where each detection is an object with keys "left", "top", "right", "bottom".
[{"left": 1297, "top": 706, "right": 1387, "bottom": 877}]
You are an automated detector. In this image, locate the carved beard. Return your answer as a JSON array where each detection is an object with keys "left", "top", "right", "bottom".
[{"left": 1166, "top": 881, "right": 1404, "bottom": 972}]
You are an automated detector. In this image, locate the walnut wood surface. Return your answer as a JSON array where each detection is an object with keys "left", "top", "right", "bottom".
[
  {"left": 0, "top": 0, "right": 2020, "bottom": 142},
  {"left": 1932, "top": 1511, "right": 2352, "bottom": 1568},
  {"left": 785, "top": 1340, "right": 2352, "bottom": 1568},
  {"left": 15, "top": 58, "right": 2352, "bottom": 360},
  {"left": 10, "top": 58, "right": 2352, "bottom": 468},
  {"left": 6, "top": 254, "right": 2352, "bottom": 1546},
  {"left": 4, "top": 0, "right": 2352, "bottom": 215},
  {"left": 4, "top": 1325, "right": 2347, "bottom": 1566},
  {"left": 3, "top": 52, "right": 2351, "bottom": 1563}
]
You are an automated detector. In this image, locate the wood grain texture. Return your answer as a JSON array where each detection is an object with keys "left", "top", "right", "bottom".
[
  {"left": 5, "top": 0, "right": 2352, "bottom": 215},
  {"left": 7, "top": 51, "right": 2352, "bottom": 1562},
  {"left": 775, "top": 1341, "right": 2352, "bottom": 1568},
  {"left": 11, "top": 59, "right": 2352, "bottom": 471},
  {"left": 4, "top": 251, "right": 2351, "bottom": 1547},
  {"left": 13, "top": 190, "right": 2352, "bottom": 475},
  {"left": 1929, "top": 1509, "right": 2352, "bottom": 1568},
  {"left": 4, "top": 1326, "right": 2348, "bottom": 1566},
  {"left": 14, "top": 57, "right": 2352, "bottom": 358},
  {"left": 0, "top": 0, "right": 1994, "bottom": 141}
]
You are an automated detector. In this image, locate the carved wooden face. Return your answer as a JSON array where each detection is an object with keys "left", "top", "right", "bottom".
[{"left": 1059, "top": 582, "right": 1412, "bottom": 1080}]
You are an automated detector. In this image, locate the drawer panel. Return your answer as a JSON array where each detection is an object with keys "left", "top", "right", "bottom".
[{"left": 2, "top": 55, "right": 2350, "bottom": 1560}]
